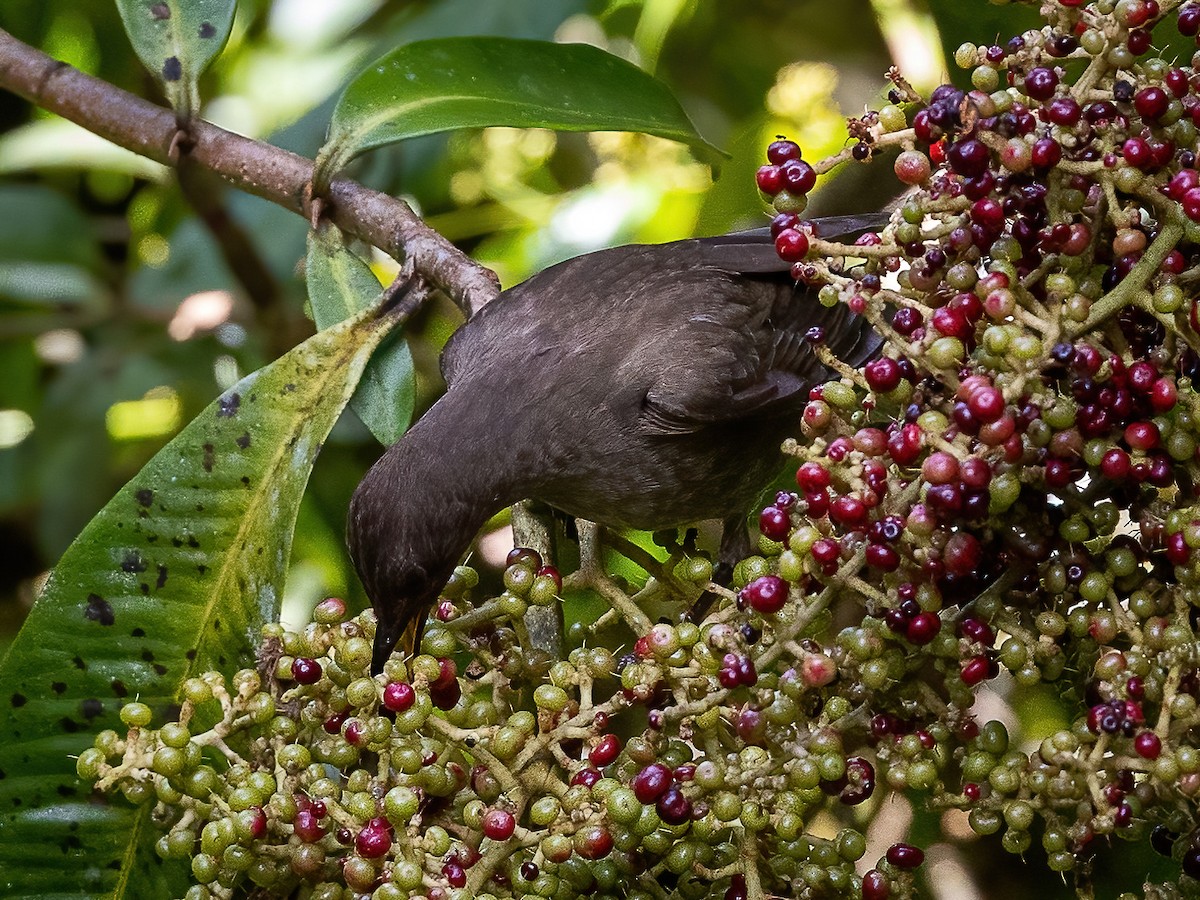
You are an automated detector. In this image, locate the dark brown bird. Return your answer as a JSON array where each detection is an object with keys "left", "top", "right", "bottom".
[{"left": 348, "top": 215, "right": 883, "bottom": 673}]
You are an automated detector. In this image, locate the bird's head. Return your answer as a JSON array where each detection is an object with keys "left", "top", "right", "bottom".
[
  {"left": 347, "top": 475, "right": 454, "bottom": 674},
  {"left": 346, "top": 400, "right": 510, "bottom": 675}
]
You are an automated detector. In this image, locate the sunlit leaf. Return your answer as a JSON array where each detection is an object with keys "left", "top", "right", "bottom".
[
  {"left": 314, "top": 36, "right": 722, "bottom": 187},
  {"left": 306, "top": 223, "right": 414, "bottom": 445},
  {"left": 115, "top": 0, "right": 236, "bottom": 118},
  {"left": 0, "top": 299, "right": 398, "bottom": 896}
]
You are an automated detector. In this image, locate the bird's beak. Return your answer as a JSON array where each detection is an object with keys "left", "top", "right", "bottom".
[{"left": 371, "top": 621, "right": 401, "bottom": 676}]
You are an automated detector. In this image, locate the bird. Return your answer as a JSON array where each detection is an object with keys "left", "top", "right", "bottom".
[{"left": 347, "top": 214, "right": 885, "bottom": 674}]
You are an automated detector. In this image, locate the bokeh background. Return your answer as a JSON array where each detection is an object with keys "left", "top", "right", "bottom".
[{"left": 8, "top": 2, "right": 1157, "bottom": 897}]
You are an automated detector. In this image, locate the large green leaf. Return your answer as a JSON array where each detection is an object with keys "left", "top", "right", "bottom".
[
  {"left": 0, "top": 300, "right": 398, "bottom": 897},
  {"left": 313, "top": 36, "right": 722, "bottom": 188},
  {"left": 115, "top": 0, "right": 236, "bottom": 119},
  {"left": 307, "top": 223, "right": 415, "bottom": 446}
]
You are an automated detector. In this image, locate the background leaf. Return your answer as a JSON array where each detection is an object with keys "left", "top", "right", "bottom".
[
  {"left": 306, "top": 223, "right": 415, "bottom": 446},
  {"left": 0, "top": 301, "right": 397, "bottom": 897},
  {"left": 114, "top": 0, "right": 236, "bottom": 118},
  {"left": 314, "top": 35, "right": 722, "bottom": 186}
]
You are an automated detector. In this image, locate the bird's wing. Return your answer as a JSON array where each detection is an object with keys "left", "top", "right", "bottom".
[
  {"left": 635, "top": 271, "right": 867, "bottom": 435},
  {"left": 442, "top": 214, "right": 885, "bottom": 403},
  {"left": 635, "top": 223, "right": 884, "bottom": 436}
]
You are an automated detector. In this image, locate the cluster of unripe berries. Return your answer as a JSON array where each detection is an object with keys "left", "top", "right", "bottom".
[{"left": 81, "top": 539, "right": 950, "bottom": 900}]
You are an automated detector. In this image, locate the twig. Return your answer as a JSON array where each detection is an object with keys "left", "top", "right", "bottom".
[{"left": 0, "top": 26, "right": 500, "bottom": 317}]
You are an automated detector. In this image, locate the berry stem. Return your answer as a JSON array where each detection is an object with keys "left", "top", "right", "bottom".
[
  {"left": 574, "top": 521, "right": 654, "bottom": 633},
  {"left": 741, "top": 828, "right": 766, "bottom": 900},
  {"left": 1070, "top": 219, "right": 1184, "bottom": 336}
]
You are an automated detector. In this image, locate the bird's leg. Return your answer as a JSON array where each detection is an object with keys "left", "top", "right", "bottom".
[
  {"left": 572, "top": 520, "right": 653, "bottom": 634},
  {"left": 512, "top": 500, "right": 563, "bottom": 658}
]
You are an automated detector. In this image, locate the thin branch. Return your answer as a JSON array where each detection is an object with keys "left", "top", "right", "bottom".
[{"left": 0, "top": 26, "right": 500, "bottom": 318}]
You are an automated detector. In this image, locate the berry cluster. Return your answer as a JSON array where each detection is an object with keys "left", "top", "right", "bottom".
[{"left": 747, "top": 0, "right": 1200, "bottom": 894}]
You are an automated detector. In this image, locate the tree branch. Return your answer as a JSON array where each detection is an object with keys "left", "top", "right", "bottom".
[{"left": 0, "top": 26, "right": 500, "bottom": 317}]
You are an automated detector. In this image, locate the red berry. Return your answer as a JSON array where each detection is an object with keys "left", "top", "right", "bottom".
[
  {"left": 632, "top": 763, "right": 673, "bottom": 803},
  {"left": 1024, "top": 66, "right": 1059, "bottom": 100},
  {"left": 1183, "top": 187, "right": 1200, "bottom": 222},
  {"left": 1181, "top": 2, "right": 1200, "bottom": 35},
  {"left": 970, "top": 197, "right": 1005, "bottom": 229},
  {"left": 294, "top": 809, "right": 325, "bottom": 843},
  {"left": 1167, "top": 67, "right": 1190, "bottom": 97},
  {"left": 1100, "top": 448, "right": 1131, "bottom": 480},
  {"left": 1044, "top": 96, "right": 1081, "bottom": 126},
  {"left": 244, "top": 806, "right": 267, "bottom": 840},
  {"left": 482, "top": 808, "right": 516, "bottom": 841},
  {"left": 1151, "top": 378, "right": 1177, "bottom": 412},
  {"left": 1170, "top": 168, "right": 1200, "bottom": 200},
  {"left": 756, "top": 164, "right": 783, "bottom": 195},
  {"left": 865, "top": 543, "right": 901, "bottom": 572},
  {"left": 947, "top": 138, "right": 990, "bottom": 176},
  {"left": 1134, "top": 731, "right": 1162, "bottom": 760},
  {"left": 922, "top": 451, "right": 960, "bottom": 485},
  {"left": 894, "top": 150, "right": 931, "bottom": 185},
  {"left": 536, "top": 564, "right": 562, "bottom": 591},
  {"left": 382, "top": 681, "right": 416, "bottom": 712},
  {"left": 1167, "top": 531, "right": 1191, "bottom": 565},
  {"left": 1135, "top": 86, "right": 1170, "bottom": 121},
  {"left": 887, "top": 423, "right": 923, "bottom": 465},
  {"left": 767, "top": 138, "right": 802, "bottom": 165},
  {"left": 796, "top": 462, "right": 831, "bottom": 492},
  {"left": 968, "top": 386, "right": 1004, "bottom": 423},
  {"left": 740, "top": 575, "right": 789, "bottom": 614},
  {"left": 862, "top": 869, "right": 891, "bottom": 900},
  {"left": 775, "top": 228, "right": 810, "bottom": 262},
  {"left": 885, "top": 842, "right": 925, "bottom": 869},
  {"left": 906, "top": 611, "right": 941, "bottom": 645},
  {"left": 1031, "top": 137, "right": 1062, "bottom": 169},
  {"left": 864, "top": 357, "right": 902, "bottom": 392},
  {"left": 570, "top": 767, "right": 601, "bottom": 788},
  {"left": 575, "top": 824, "right": 614, "bottom": 860},
  {"left": 655, "top": 785, "right": 693, "bottom": 825},
  {"left": 811, "top": 538, "right": 840, "bottom": 565},
  {"left": 960, "top": 655, "right": 995, "bottom": 686},
  {"left": 589, "top": 734, "right": 621, "bottom": 767},
  {"left": 780, "top": 159, "right": 816, "bottom": 194},
  {"left": 830, "top": 496, "right": 869, "bottom": 528},
  {"left": 355, "top": 817, "right": 393, "bottom": 858},
  {"left": 943, "top": 532, "right": 981, "bottom": 576},
  {"left": 1125, "top": 421, "right": 1160, "bottom": 450},
  {"left": 932, "top": 305, "right": 969, "bottom": 339},
  {"left": 291, "top": 657, "right": 322, "bottom": 685},
  {"left": 443, "top": 861, "right": 467, "bottom": 887},
  {"left": 759, "top": 505, "right": 791, "bottom": 540}
]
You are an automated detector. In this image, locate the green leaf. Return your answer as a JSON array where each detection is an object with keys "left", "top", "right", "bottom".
[
  {"left": 314, "top": 36, "right": 722, "bottom": 187},
  {"left": 0, "top": 301, "right": 398, "bottom": 896},
  {"left": 306, "top": 223, "right": 415, "bottom": 445},
  {"left": 115, "top": 0, "right": 236, "bottom": 119}
]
